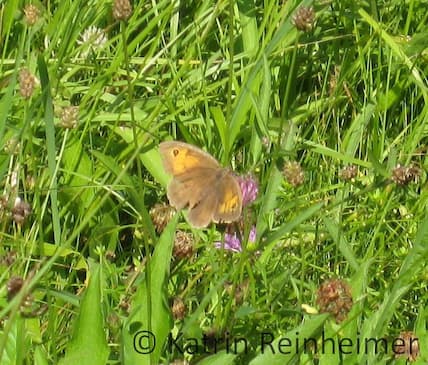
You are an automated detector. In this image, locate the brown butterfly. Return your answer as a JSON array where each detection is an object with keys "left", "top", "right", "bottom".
[{"left": 159, "top": 141, "right": 242, "bottom": 228}]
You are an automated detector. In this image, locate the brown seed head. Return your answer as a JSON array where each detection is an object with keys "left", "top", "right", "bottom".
[
  {"left": 1, "top": 250, "right": 17, "bottom": 267},
  {"left": 119, "top": 298, "right": 131, "bottom": 314},
  {"left": 316, "top": 278, "right": 353, "bottom": 323},
  {"left": 0, "top": 195, "right": 8, "bottom": 212},
  {"left": 7, "top": 276, "right": 24, "bottom": 301},
  {"left": 24, "top": 4, "right": 40, "bottom": 26},
  {"left": 12, "top": 198, "right": 32, "bottom": 225},
  {"left": 150, "top": 203, "right": 175, "bottom": 233},
  {"left": 391, "top": 164, "right": 421, "bottom": 186},
  {"left": 393, "top": 331, "right": 419, "bottom": 362},
  {"left": 7, "top": 276, "right": 35, "bottom": 314},
  {"left": 283, "top": 161, "right": 305, "bottom": 187},
  {"left": 60, "top": 106, "right": 79, "bottom": 129},
  {"left": 171, "top": 297, "right": 186, "bottom": 320},
  {"left": 113, "top": 0, "right": 132, "bottom": 21},
  {"left": 19, "top": 68, "right": 37, "bottom": 99},
  {"left": 292, "top": 6, "right": 315, "bottom": 32},
  {"left": 173, "top": 231, "right": 194, "bottom": 259},
  {"left": 339, "top": 165, "right": 358, "bottom": 181}
]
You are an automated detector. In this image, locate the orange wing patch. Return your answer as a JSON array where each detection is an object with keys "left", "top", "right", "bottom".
[
  {"left": 167, "top": 147, "right": 202, "bottom": 176},
  {"left": 218, "top": 189, "right": 241, "bottom": 215}
]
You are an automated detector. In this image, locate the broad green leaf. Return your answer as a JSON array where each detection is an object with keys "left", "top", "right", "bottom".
[
  {"left": 61, "top": 134, "right": 95, "bottom": 209},
  {"left": 34, "top": 345, "right": 49, "bottom": 365},
  {"left": 58, "top": 263, "right": 109, "bottom": 365},
  {"left": 122, "top": 216, "right": 177, "bottom": 364}
]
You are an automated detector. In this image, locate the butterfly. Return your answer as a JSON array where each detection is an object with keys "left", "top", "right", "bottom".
[{"left": 159, "top": 141, "right": 242, "bottom": 228}]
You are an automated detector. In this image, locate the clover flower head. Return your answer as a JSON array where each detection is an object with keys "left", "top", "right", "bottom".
[
  {"left": 77, "top": 26, "right": 108, "bottom": 58},
  {"left": 215, "top": 226, "right": 257, "bottom": 253},
  {"left": 237, "top": 175, "right": 258, "bottom": 206}
]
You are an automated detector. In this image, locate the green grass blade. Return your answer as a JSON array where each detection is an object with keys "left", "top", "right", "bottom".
[{"left": 37, "top": 55, "right": 61, "bottom": 245}]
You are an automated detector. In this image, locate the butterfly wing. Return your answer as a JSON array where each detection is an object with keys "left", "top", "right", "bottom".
[
  {"left": 187, "top": 188, "right": 219, "bottom": 228},
  {"left": 159, "top": 141, "right": 220, "bottom": 176},
  {"left": 167, "top": 167, "right": 220, "bottom": 210},
  {"left": 212, "top": 172, "right": 242, "bottom": 223}
]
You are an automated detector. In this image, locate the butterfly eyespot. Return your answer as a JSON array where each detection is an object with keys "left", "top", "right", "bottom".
[{"left": 172, "top": 148, "right": 180, "bottom": 156}]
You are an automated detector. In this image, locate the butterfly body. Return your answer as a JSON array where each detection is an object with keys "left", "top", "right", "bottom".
[{"left": 159, "top": 141, "right": 242, "bottom": 228}]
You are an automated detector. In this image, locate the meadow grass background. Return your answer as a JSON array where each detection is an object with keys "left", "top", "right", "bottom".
[{"left": 0, "top": 0, "right": 427, "bottom": 364}]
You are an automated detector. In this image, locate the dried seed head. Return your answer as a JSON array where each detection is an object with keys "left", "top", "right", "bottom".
[
  {"left": 391, "top": 164, "right": 421, "bottom": 186},
  {"left": 173, "top": 231, "right": 194, "bottom": 259},
  {"left": 283, "top": 161, "right": 305, "bottom": 187},
  {"left": 171, "top": 297, "right": 186, "bottom": 320},
  {"left": 393, "top": 331, "right": 420, "bottom": 362},
  {"left": 113, "top": 0, "right": 132, "bottom": 21},
  {"left": 7, "top": 276, "right": 35, "bottom": 314},
  {"left": 60, "top": 106, "right": 79, "bottom": 129},
  {"left": 7, "top": 276, "right": 24, "bottom": 301},
  {"left": 316, "top": 279, "right": 353, "bottom": 323},
  {"left": 23, "top": 4, "right": 40, "bottom": 26},
  {"left": 12, "top": 197, "right": 32, "bottom": 225},
  {"left": 119, "top": 298, "right": 131, "bottom": 314},
  {"left": 0, "top": 195, "right": 9, "bottom": 212},
  {"left": 150, "top": 203, "right": 176, "bottom": 233},
  {"left": 21, "top": 292, "right": 34, "bottom": 308},
  {"left": 1, "top": 250, "right": 17, "bottom": 267},
  {"left": 292, "top": 6, "right": 315, "bottom": 32},
  {"left": 19, "top": 68, "right": 37, "bottom": 99},
  {"left": 339, "top": 165, "right": 358, "bottom": 181}
]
